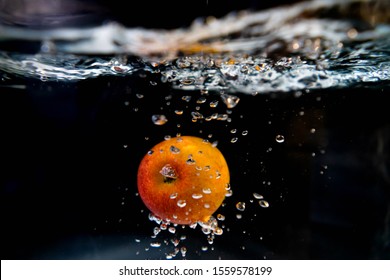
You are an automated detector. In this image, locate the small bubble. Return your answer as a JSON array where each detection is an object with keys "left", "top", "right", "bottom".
[
  {"left": 153, "top": 227, "right": 161, "bottom": 236},
  {"left": 170, "top": 193, "right": 178, "bottom": 200},
  {"left": 197, "top": 97, "right": 207, "bottom": 104},
  {"left": 236, "top": 214, "right": 242, "bottom": 219},
  {"left": 182, "top": 96, "right": 192, "bottom": 102},
  {"left": 275, "top": 135, "right": 285, "bottom": 143},
  {"left": 180, "top": 78, "right": 195, "bottom": 85},
  {"left": 160, "top": 223, "right": 168, "bottom": 230},
  {"left": 310, "top": 128, "right": 316, "bottom": 133},
  {"left": 214, "top": 227, "right": 223, "bottom": 235},
  {"left": 259, "top": 200, "right": 269, "bottom": 208},
  {"left": 152, "top": 114, "right": 168, "bottom": 125},
  {"left": 204, "top": 203, "right": 210, "bottom": 209},
  {"left": 189, "top": 222, "right": 197, "bottom": 229},
  {"left": 210, "top": 100, "right": 219, "bottom": 107},
  {"left": 253, "top": 193, "right": 264, "bottom": 199},
  {"left": 236, "top": 202, "right": 246, "bottom": 211},
  {"left": 242, "top": 130, "right": 248, "bottom": 136},
  {"left": 170, "top": 146, "right": 180, "bottom": 154},
  {"left": 225, "top": 189, "right": 233, "bottom": 197},
  {"left": 168, "top": 227, "right": 176, "bottom": 234},
  {"left": 347, "top": 28, "right": 358, "bottom": 39},
  {"left": 186, "top": 155, "right": 196, "bottom": 165},
  {"left": 217, "top": 214, "right": 225, "bottom": 221},
  {"left": 231, "top": 137, "right": 238, "bottom": 143},
  {"left": 171, "top": 238, "right": 180, "bottom": 247},
  {"left": 161, "top": 164, "right": 177, "bottom": 179},
  {"left": 191, "top": 111, "right": 204, "bottom": 120},
  {"left": 175, "top": 110, "right": 184, "bottom": 115},
  {"left": 180, "top": 246, "right": 187, "bottom": 257},
  {"left": 202, "top": 188, "right": 212, "bottom": 194},
  {"left": 150, "top": 242, "right": 161, "bottom": 248},
  {"left": 221, "top": 93, "right": 240, "bottom": 108},
  {"left": 192, "top": 193, "right": 203, "bottom": 199},
  {"left": 177, "top": 200, "right": 187, "bottom": 208}
]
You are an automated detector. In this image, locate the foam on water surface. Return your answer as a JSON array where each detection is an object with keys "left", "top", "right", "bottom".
[{"left": 0, "top": 0, "right": 389, "bottom": 94}]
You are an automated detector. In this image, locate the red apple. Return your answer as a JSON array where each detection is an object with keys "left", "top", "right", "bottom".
[{"left": 137, "top": 136, "right": 230, "bottom": 225}]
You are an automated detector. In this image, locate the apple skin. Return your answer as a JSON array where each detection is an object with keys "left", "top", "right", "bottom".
[{"left": 137, "top": 136, "right": 230, "bottom": 225}]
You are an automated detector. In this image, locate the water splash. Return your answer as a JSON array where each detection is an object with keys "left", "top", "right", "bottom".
[{"left": 0, "top": 0, "right": 389, "bottom": 94}]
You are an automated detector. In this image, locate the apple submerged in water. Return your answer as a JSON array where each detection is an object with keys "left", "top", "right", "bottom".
[{"left": 137, "top": 136, "right": 230, "bottom": 225}]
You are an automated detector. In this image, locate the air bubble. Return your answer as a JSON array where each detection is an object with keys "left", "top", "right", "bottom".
[
  {"left": 182, "top": 96, "right": 192, "bottom": 102},
  {"left": 253, "top": 193, "right": 264, "bottom": 199},
  {"left": 217, "top": 214, "right": 225, "bottom": 221},
  {"left": 168, "top": 227, "right": 176, "bottom": 234},
  {"left": 152, "top": 114, "right": 168, "bottom": 125},
  {"left": 210, "top": 100, "right": 219, "bottom": 107},
  {"left": 221, "top": 93, "right": 240, "bottom": 108},
  {"left": 202, "top": 188, "right": 212, "bottom": 194},
  {"left": 275, "top": 135, "right": 285, "bottom": 143},
  {"left": 225, "top": 189, "right": 233, "bottom": 197},
  {"left": 153, "top": 227, "right": 161, "bottom": 236},
  {"left": 236, "top": 202, "right": 246, "bottom": 211},
  {"left": 186, "top": 155, "right": 196, "bottom": 165},
  {"left": 170, "top": 146, "right": 180, "bottom": 154},
  {"left": 180, "top": 247, "right": 187, "bottom": 257},
  {"left": 192, "top": 193, "right": 203, "bottom": 199},
  {"left": 197, "top": 97, "right": 207, "bottom": 104},
  {"left": 259, "top": 200, "right": 269, "bottom": 208},
  {"left": 170, "top": 193, "right": 178, "bottom": 199},
  {"left": 150, "top": 242, "right": 161, "bottom": 248},
  {"left": 160, "top": 164, "right": 177, "bottom": 179},
  {"left": 177, "top": 200, "right": 187, "bottom": 208}
]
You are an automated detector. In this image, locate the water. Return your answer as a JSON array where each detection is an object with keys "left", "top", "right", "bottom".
[
  {"left": 1, "top": 0, "right": 390, "bottom": 260},
  {"left": 1, "top": 0, "right": 389, "bottom": 93}
]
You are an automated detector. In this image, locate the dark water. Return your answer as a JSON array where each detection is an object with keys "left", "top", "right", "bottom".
[{"left": 1, "top": 0, "right": 390, "bottom": 260}]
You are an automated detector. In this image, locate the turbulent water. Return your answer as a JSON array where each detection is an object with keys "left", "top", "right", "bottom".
[{"left": 0, "top": 0, "right": 389, "bottom": 94}]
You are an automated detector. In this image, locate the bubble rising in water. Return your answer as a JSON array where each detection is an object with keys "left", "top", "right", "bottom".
[
  {"left": 259, "top": 200, "right": 270, "bottom": 208},
  {"left": 275, "top": 135, "right": 285, "bottom": 143},
  {"left": 152, "top": 115, "right": 168, "bottom": 125},
  {"left": 236, "top": 202, "right": 246, "bottom": 211}
]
